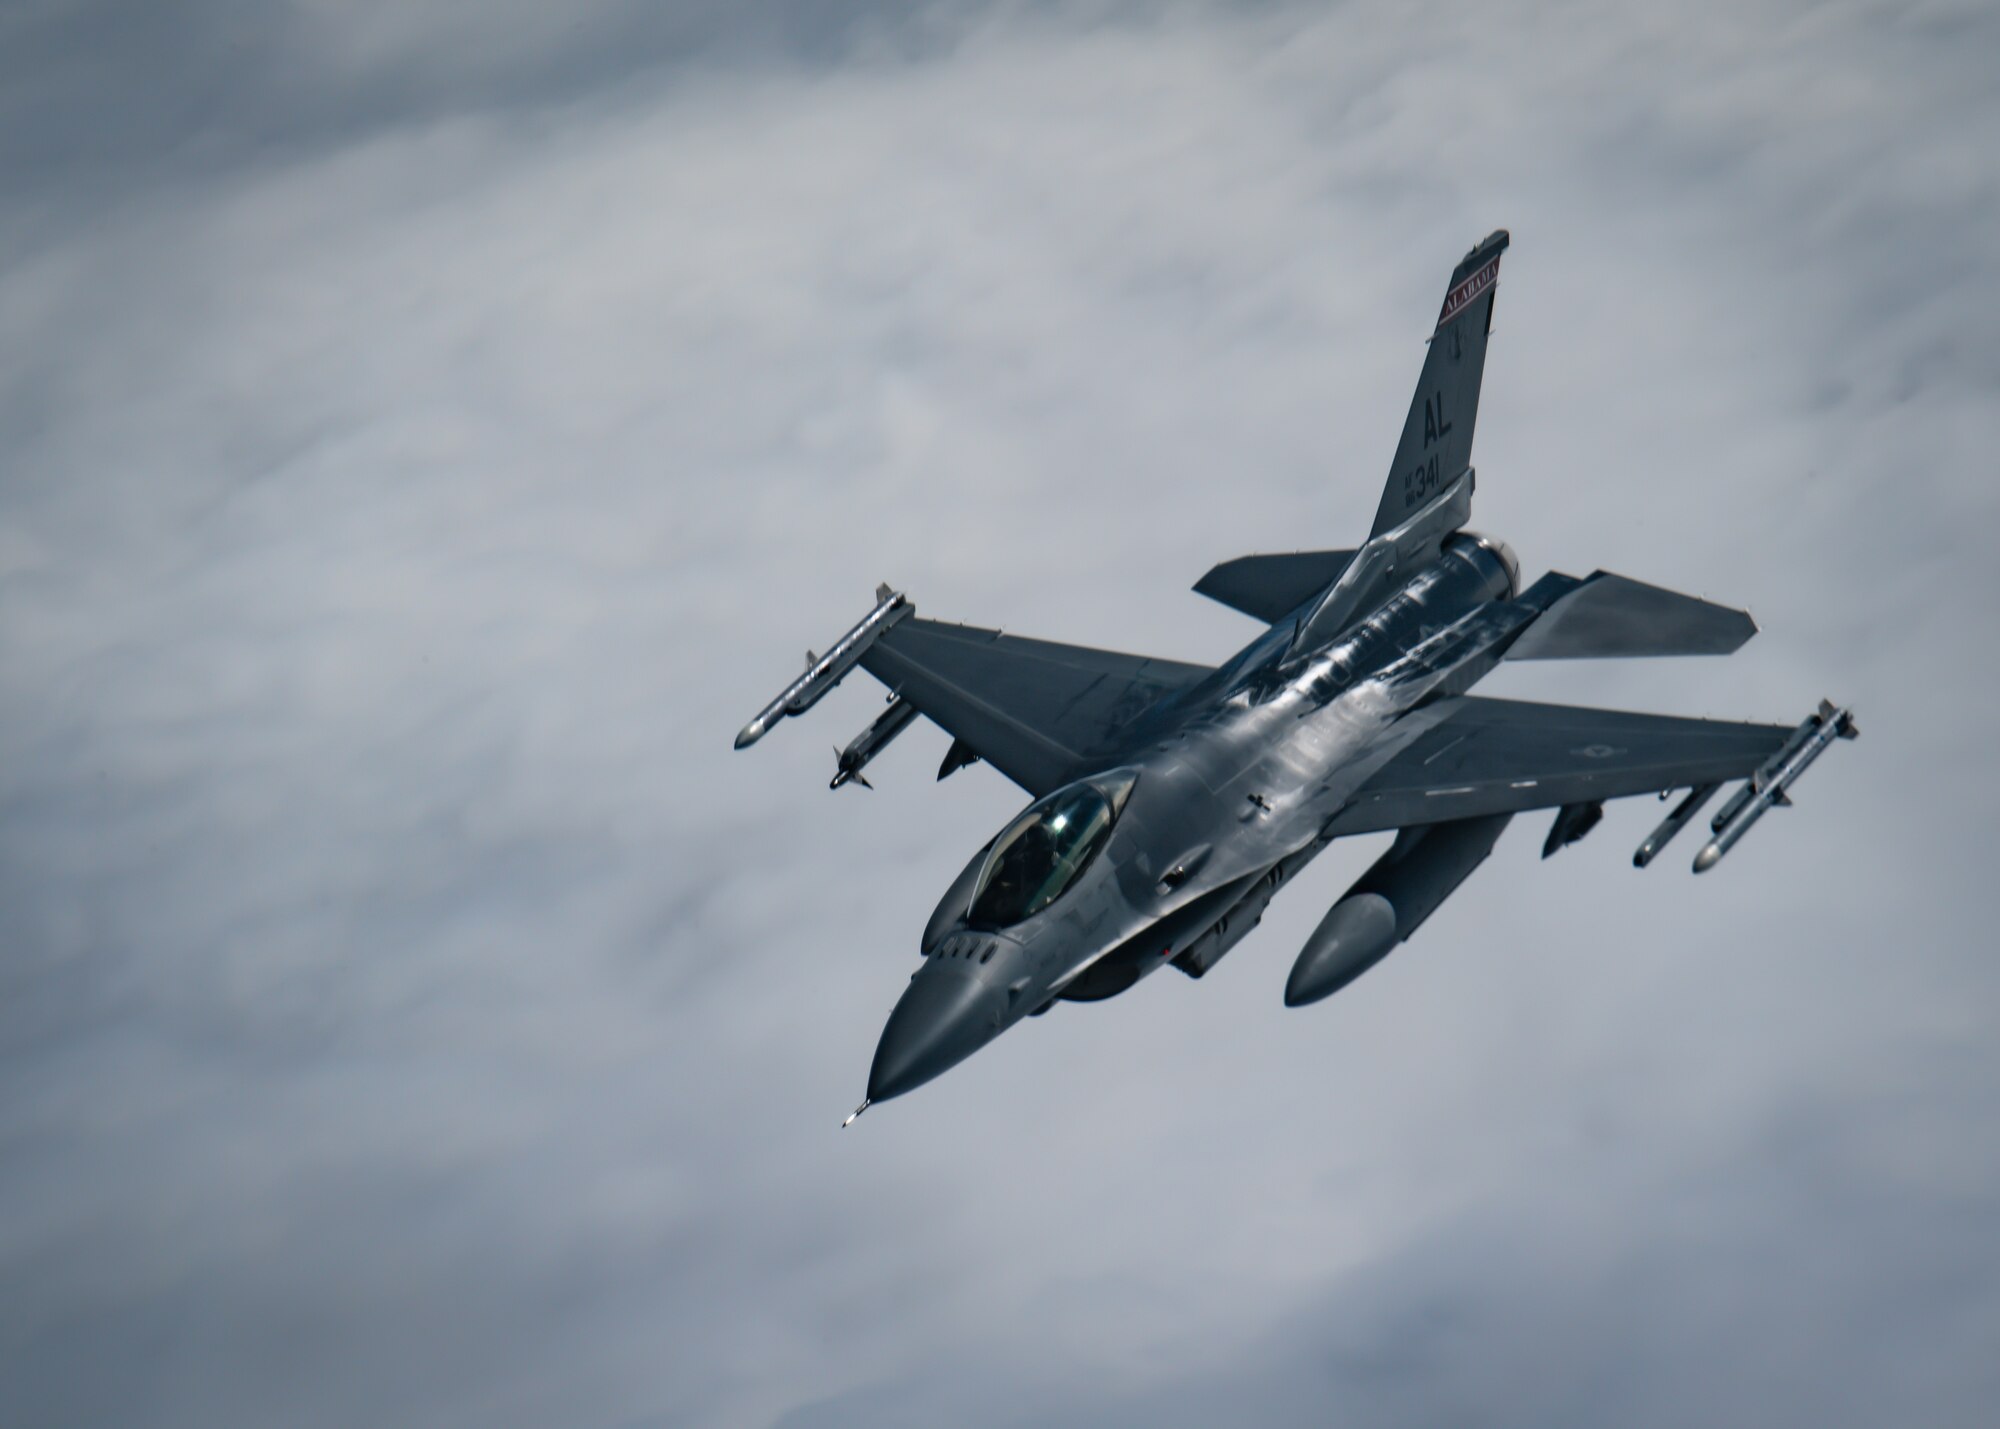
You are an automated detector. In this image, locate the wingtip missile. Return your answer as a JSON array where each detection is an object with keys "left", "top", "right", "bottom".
[
  {"left": 1691, "top": 701, "right": 1856, "bottom": 872},
  {"left": 734, "top": 587, "right": 912, "bottom": 751}
]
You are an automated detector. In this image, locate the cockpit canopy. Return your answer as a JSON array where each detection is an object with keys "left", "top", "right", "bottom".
[{"left": 966, "top": 772, "right": 1135, "bottom": 928}]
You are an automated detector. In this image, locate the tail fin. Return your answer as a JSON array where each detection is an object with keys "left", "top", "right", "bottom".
[{"left": 1369, "top": 230, "right": 1509, "bottom": 538}]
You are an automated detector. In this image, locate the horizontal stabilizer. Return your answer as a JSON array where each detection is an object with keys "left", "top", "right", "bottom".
[
  {"left": 1193, "top": 550, "right": 1357, "bottom": 623},
  {"left": 1506, "top": 571, "right": 1755, "bottom": 661}
]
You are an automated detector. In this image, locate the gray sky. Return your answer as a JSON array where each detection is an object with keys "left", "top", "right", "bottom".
[{"left": 3, "top": 2, "right": 1998, "bottom": 1425}]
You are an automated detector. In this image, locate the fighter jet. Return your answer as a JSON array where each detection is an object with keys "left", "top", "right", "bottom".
[{"left": 734, "top": 231, "right": 1857, "bottom": 1122}]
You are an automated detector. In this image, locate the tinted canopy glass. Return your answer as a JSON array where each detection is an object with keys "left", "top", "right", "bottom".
[{"left": 967, "top": 781, "right": 1120, "bottom": 927}]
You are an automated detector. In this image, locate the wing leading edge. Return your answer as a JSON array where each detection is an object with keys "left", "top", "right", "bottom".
[{"left": 1323, "top": 695, "right": 1793, "bottom": 836}]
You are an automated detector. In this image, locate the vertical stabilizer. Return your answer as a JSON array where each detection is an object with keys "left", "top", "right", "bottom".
[{"left": 1369, "top": 231, "right": 1509, "bottom": 538}]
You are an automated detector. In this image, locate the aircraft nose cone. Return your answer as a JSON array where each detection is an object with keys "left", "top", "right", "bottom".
[{"left": 868, "top": 963, "right": 1010, "bottom": 1103}]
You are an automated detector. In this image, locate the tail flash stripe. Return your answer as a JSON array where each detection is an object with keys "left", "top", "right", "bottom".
[{"left": 1437, "top": 257, "right": 1501, "bottom": 330}]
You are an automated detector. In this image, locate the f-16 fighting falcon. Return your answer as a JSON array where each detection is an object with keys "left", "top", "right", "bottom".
[{"left": 734, "top": 231, "right": 1857, "bottom": 1123}]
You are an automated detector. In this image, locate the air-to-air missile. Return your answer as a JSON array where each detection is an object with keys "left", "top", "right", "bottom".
[
  {"left": 734, "top": 585, "right": 911, "bottom": 750},
  {"left": 1692, "top": 701, "right": 1858, "bottom": 872},
  {"left": 831, "top": 696, "right": 919, "bottom": 790},
  {"left": 1632, "top": 783, "right": 1720, "bottom": 867}
]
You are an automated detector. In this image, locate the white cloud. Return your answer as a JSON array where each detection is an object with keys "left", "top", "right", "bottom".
[{"left": 2, "top": 2, "right": 1996, "bottom": 1425}]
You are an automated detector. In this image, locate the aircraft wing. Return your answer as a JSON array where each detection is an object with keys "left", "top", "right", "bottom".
[
  {"left": 1323, "top": 695, "right": 1794, "bottom": 836},
  {"left": 859, "top": 618, "right": 1213, "bottom": 797}
]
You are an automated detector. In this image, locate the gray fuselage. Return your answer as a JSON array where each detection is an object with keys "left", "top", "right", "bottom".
[{"left": 867, "top": 532, "right": 1520, "bottom": 1102}]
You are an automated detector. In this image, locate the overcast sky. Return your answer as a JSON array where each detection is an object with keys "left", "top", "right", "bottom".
[{"left": 3, "top": 2, "right": 1998, "bottom": 1425}]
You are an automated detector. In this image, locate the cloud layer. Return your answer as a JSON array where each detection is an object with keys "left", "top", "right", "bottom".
[{"left": 3, "top": 2, "right": 1997, "bottom": 1425}]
